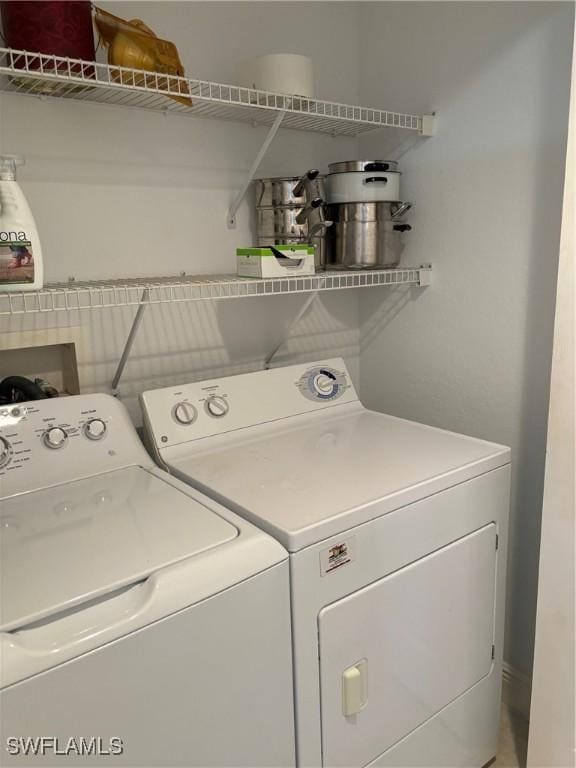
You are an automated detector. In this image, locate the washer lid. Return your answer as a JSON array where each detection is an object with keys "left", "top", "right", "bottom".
[
  {"left": 0, "top": 467, "right": 237, "bottom": 632},
  {"left": 168, "top": 408, "right": 510, "bottom": 552}
]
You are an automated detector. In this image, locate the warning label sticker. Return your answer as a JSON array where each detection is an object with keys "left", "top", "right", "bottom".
[{"left": 320, "top": 537, "right": 356, "bottom": 576}]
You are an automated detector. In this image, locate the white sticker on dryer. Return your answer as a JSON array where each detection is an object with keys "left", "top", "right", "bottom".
[{"left": 320, "top": 537, "right": 356, "bottom": 576}]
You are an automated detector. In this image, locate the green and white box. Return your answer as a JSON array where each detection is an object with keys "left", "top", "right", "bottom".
[{"left": 237, "top": 245, "right": 315, "bottom": 278}]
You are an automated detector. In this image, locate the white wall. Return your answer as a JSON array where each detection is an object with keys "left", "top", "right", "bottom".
[
  {"left": 0, "top": 2, "right": 362, "bottom": 421},
  {"left": 357, "top": 2, "right": 574, "bottom": 680},
  {"left": 528, "top": 19, "right": 575, "bottom": 764}
]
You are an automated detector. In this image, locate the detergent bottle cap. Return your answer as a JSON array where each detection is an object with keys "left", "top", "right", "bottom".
[{"left": 0, "top": 155, "right": 24, "bottom": 181}]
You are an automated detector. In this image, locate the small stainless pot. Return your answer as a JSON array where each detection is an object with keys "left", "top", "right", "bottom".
[{"left": 325, "top": 202, "right": 412, "bottom": 270}]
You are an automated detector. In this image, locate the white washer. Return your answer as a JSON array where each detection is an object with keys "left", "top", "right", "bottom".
[
  {"left": 0, "top": 394, "right": 295, "bottom": 767},
  {"left": 141, "top": 358, "right": 511, "bottom": 768}
]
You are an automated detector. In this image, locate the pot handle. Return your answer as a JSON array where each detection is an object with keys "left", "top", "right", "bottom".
[
  {"left": 391, "top": 201, "right": 412, "bottom": 218},
  {"left": 363, "top": 176, "right": 388, "bottom": 185},
  {"left": 393, "top": 224, "right": 412, "bottom": 232},
  {"left": 364, "top": 162, "right": 390, "bottom": 172},
  {"left": 294, "top": 169, "right": 320, "bottom": 198},
  {"left": 295, "top": 197, "right": 324, "bottom": 225}
]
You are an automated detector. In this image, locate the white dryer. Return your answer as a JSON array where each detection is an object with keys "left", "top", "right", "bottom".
[
  {"left": 0, "top": 394, "right": 295, "bottom": 767},
  {"left": 141, "top": 358, "right": 511, "bottom": 768}
]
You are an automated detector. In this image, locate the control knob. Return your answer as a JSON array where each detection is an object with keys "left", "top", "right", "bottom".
[
  {"left": 84, "top": 418, "right": 107, "bottom": 441},
  {"left": 314, "top": 373, "right": 336, "bottom": 395},
  {"left": 43, "top": 427, "right": 68, "bottom": 450},
  {"left": 173, "top": 402, "right": 197, "bottom": 425},
  {"left": 0, "top": 435, "right": 11, "bottom": 469},
  {"left": 205, "top": 395, "right": 229, "bottom": 418}
]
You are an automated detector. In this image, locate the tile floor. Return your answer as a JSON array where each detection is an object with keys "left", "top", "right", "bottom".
[{"left": 493, "top": 704, "right": 530, "bottom": 767}]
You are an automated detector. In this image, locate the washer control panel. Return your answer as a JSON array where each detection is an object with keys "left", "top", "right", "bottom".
[
  {"left": 141, "top": 357, "right": 358, "bottom": 452},
  {"left": 0, "top": 394, "right": 149, "bottom": 498}
]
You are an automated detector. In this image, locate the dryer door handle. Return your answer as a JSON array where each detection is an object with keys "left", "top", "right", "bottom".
[{"left": 342, "top": 659, "right": 368, "bottom": 716}]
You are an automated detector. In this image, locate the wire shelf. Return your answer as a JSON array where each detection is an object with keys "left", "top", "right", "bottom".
[
  {"left": 0, "top": 47, "right": 427, "bottom": 137},
  {"left": 0, "top": 267, "right": 431, "bottom": 316}
]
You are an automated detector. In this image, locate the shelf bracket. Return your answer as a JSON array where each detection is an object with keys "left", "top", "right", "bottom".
[
  {"left": 421, "top": 114, "right": 437, "bottom": 137},
  {"left": 111, "top": 288, "right": 150, "bottom": 396},
  {"left": 417, "top": 264, "right": 433, "bottom": 286},
  {"left": 264, "top": 288, "right": 322, "bottom": 369},
  {"left": 388, "top": 114, "right": 438, "bottom": 161},
  {"left": 227, "top": 110, "right": 286, "bottom": 229}
]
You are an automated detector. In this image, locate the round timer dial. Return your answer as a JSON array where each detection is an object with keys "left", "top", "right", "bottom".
[
  {"left": 313, "top": 372, "right": 337, "bottom": 396},
  {"left": 0, "top": 435, "right": 12, "bottom": 469},
  {"left": 298, "top": 366, "right": 348, "bottom": 403}
]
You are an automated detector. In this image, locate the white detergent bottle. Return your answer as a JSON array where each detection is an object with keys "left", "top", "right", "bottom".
[{"left": 0, "top": 155, "right": 43, "bottom": 292}]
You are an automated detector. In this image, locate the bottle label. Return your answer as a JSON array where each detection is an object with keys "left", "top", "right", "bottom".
[{"left": 0, "top": 231, "right": 35, "bottom": 285}]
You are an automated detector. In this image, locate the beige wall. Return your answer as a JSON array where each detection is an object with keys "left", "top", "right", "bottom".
[
  {"left": 528, "top": 16, "right": 575, "bottom": 767},
  {"left": 357, "top": 1, "right": 574, "bottom": 681}
]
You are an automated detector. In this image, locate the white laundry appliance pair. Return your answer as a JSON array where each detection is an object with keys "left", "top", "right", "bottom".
[
  {"left": 0, "top": 394, "right": 295, "bottom": 767},
  {"left": 141, "top": 358, "right": 511, "bottom": 768}
]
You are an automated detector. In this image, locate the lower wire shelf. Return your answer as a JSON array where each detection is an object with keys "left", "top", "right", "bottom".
[{"left": 0, "top": 266, "right": 431, "bottom": 316}]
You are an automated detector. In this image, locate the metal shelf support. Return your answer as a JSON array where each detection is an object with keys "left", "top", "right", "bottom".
[
  {"left": 264, "top": 289, "right": 322, "bottom": 369},
  {"left": 421, "top": 114, "right": 437, "bottom": 137},
  {"left": 227, "top": 111, "right": 286, "bottom": 228},
  {"left": 111, "top": 288, "right": 149, "bottom": 395},
  {"left": 388, "top": 114, "right": 438, "bottom": 160}
]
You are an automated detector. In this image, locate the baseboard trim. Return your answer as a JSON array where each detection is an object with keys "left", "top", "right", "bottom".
[{"left": 502, "top": 662, "right": 532, "bottom": 720}]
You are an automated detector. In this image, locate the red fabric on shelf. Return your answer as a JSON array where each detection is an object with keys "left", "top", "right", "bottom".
[{"left": 1, "top": 1, "right": 95, "bottom": 60}]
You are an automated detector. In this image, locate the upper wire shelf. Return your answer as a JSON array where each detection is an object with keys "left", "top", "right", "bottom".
[
  {"left": 0, "top": 47, "right": 432, "bottom": 137},
  {"left": 0, "top": 267, "right": 431, "bottom": 316}
]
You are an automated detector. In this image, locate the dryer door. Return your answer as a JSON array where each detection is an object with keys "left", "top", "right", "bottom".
[{"left": 318, "top": 524, "right": 497, "bottom": 767}]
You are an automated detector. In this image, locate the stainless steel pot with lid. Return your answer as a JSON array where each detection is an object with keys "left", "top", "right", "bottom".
[
  {"left": 326, "top": 160, "right": 402, "bottom": 203},
  {"left": 327, "top": 160, "right": 399, "bottom": 174}
]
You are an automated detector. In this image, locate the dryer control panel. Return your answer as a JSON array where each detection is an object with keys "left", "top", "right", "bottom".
[
  {"left": 141, "top": 358, "right": 359, "bottom": 451},
  {"left": 0, "top": 394, "right": 150, "bottom": 498},
  {"left": 297, "top": 365, "right": 349, "bottom": 403}
]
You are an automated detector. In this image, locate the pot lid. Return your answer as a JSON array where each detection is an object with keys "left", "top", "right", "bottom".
[{"left": 328, "top": 160, "right": 400, "bottom": 174}]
